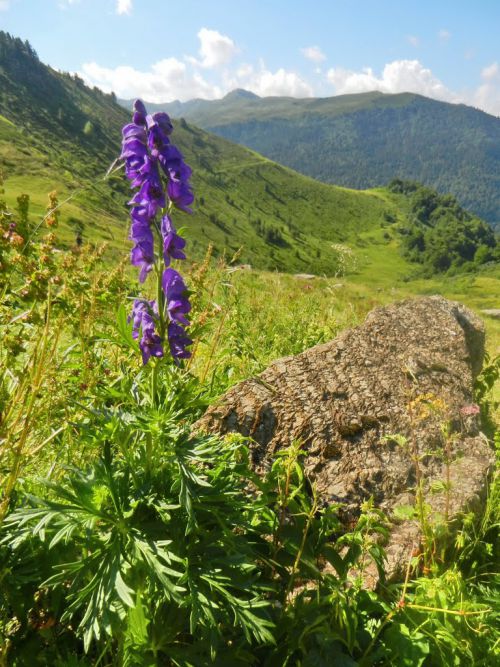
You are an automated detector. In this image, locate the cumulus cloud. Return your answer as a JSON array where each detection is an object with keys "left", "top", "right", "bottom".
[
  {"left": 326, "top": 59, "right": 454, "bottom": 101},
  {"left": 481, "top": 62, "right": 499, "bottom": 81},
  {"left": 80, "top": 58, "right": 221, "bottom": 102},
  {"left": 116, "top": 0, "right": 132, "bottom": 15},
  {"left": 438, "top": 29, "right": 451, "bottom": 42},
  {"left": 190, "top": 28, "right": 238, "bottom": 68},
  {"left": 229, "top": 62, "right": 313, "bottom": 97},
  {"left": 301, "top": 46, "right": 326, "bottom": 63},
  {"left": 407, "top": 35, "right": 420, "bottom": 47},
  {"left": 473, "top": 62, "right": 500, "bottom": 116},
  {"left": 325, "top": 58, "right": 500, "bottom": 117}
]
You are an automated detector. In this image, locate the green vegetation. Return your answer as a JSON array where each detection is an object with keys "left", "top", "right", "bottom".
[
  {"left": 1, "top": 31, "right": 498, "bottom": 281},
  {"left": 149, "top": 88, "right": 500, "bottom": 228},
  {"left": 388, "top": 179, "right": 499, "bottom": 274},
  {"left": 1, "top": 191, "right": 499, "bottom": 663},
  {"left": 0, "top": 31, "right": 499, "bottom": 666}
]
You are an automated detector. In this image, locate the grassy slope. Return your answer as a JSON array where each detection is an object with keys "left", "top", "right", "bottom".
[
  {"left": 0, "top": 36, "right": 411, "bottom": 277},
  {"left": 0, "top": 107, "right": 406, "bottom": 276}
]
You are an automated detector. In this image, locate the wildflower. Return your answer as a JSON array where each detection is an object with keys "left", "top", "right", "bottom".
[
  {"left": 120, "top": 98, "right": 193, "bottom": 364},
  {"left": 460, "top": 403, "right": 480, "bottom": 417},
  {"left": 167, "top": 322, "right": 193, "bottom": 360},
  {"left": 161, "top": 214, "right": 186, "bottom": 266},
  {"left": 163, "top": 267, "right": 191, "bottom": 326},
  {"left": 131, "top": 299, "right": 164, "bottom": 365},
  {"left": 10, "top": 233, "right": 24, "bottom": 247}
]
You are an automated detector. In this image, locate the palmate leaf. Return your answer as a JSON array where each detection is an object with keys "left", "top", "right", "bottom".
[{"left": 132, "top": 537, "right": 185, "bottom": 596}]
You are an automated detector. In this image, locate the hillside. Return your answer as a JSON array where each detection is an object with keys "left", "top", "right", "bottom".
[
  {"left": 0, "top": 32, "right": 496, "bottom": 282},
  {"left": 0, "top": 32, "right": 407, "bottom": 278},
  {"left": 135, "top": 89, "right": 500, "bottom": 229}
]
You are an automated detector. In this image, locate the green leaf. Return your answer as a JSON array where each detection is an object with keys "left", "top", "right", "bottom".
[
  {"left": 383, "top": 622, "right": 430, "bottom": 666},
  {"left": 393, "top": 504, "right": 417, "bottom": 520},
  {"left": 115, "top": 303, "right": 138, "bottom": 350},
  {"left": 115, "top": 569, "right": 135, "bottom": 608}
]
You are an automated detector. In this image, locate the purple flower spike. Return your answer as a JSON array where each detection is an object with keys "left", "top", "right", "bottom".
[
  {"left": 120, "top": 98, "right": 194, "bottom": 364},
  {"left": 132, "top": 99, "right": 147, "bottom": 126},
  {"left": 161, "top": 214, "right": 186, "bottom": 265},
  {"left": 131, "top": 299, "right": 164, "bottom": 365},
  {"left": 162, "top": 267, "right": 191, "bottom": 326},
  {"left": 168, "top": 322, "right": 192, "bottom": 361},
  {"left": 133, "top": 99, "right": 147, "bottom": 115}
]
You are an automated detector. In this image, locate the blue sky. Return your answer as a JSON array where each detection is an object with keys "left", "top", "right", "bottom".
[{"left": 1, "top": 0, "right": 499, "bottom": 115}]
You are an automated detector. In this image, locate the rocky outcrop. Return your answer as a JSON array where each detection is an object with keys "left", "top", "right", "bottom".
[{"left": 196, "top": 297, "right": 495, "bottom": 581}]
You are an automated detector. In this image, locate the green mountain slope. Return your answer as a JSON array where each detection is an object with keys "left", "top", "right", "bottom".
[
  {"left": 0, "top": 32, "right": 407, "bottom": 277},
  {"left": 0, "top": 32, "right": 495, "bottom": 282},
  {"left": 137, "top": 89, "right": 500, "bottom": 229}
]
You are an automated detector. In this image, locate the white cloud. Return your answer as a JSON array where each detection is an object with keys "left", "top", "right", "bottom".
[
  {"left": 116, "top": 0, "right": 132, "bottom": 14},
  {"left": 325, "top": 58, "right": 500, "bottom": 117},
  {"left": 481, "top": 62, "right": 499, "bottom": 81},
  {"left": 473, "top": 62, "right": 500, "bottom": 116},
  {"left": 229, "top": 62, "right": 313, "bottom": 97},
  {"left": 301, "top": 46, "right": 326, "bottom": 63},
  {"left": 80, "top": 58, "right": 221, "bottom": 102},
  {"left": 0, "top": 0, "right": 9, "bottom": 9},
  {"left": 438, "top": 29, "right": 451, "bottom": 42},
  {"left": 407, "top": 35, "right": 420, "bottom": 47},
  {"left": 326, "top": 60, "right": 454, "bottom": 101},
  {"left": 190, "top": 27, "right": 238, "bottom": 69}
]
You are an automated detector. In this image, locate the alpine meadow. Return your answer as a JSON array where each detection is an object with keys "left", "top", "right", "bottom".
[{"left": 0, "top": 14, "right": 499, "bottom": 667}]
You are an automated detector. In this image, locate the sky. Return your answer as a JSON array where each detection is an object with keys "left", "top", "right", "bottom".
[{"left": 1, "top": 0, "right": 499, "bottom": 116}]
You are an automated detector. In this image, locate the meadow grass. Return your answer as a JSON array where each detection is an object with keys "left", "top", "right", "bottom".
[{"left": 1, "top": 222, "right": 498, "bottom": 665}]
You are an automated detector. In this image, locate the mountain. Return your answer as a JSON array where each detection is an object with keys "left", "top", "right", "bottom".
[
  {"left": 0, "top": 32, "right": 496, "bottom": 280},
  {"left": 128, "top": 90, "right": 500, "bottom": 229}
]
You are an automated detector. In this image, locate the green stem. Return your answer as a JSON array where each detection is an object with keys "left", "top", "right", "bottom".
[{"left": 151, "top": 360, "right": 160, "bottom": 407}]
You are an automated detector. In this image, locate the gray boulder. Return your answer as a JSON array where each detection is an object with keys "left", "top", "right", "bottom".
[{"left": 196, "top": 297, "right": 494, "bottom": 581}]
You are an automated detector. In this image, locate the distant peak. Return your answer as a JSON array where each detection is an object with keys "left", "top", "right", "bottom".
[{"left": 223, "top": 89, "right": 260, "bottom": 101}]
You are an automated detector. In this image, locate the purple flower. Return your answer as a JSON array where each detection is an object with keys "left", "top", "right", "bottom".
[
  {"left": 157, "top": 144, "right": 194, "bottom": 213},
  {"left": 131, "top": 299, "right": 164, "bottom": 365},
  {"left": 132, "top": 99, "right": 147, "bottom": 126},
  {"left": 120, "top": 99, "right": 194, "bottom": 364},
  {"left": 167, "top": 178, "right": 194, "bottom": 213},
  {"left": 146, "top": 112, "right": 173, "bottom": 155},
  {"left": 162, "top": 267, "right": 191, "bottom": 326},
  {"left": 167, "top": 322, "right": 192, "bottom": 360},
  {"left": 129, "top": 160, "right": 165, "bottom": 219},
  {"left": 129, "top": 216, "right": 155, "bottom": 282},
  {"left": 161, "top": 214, "right": 186, "bottom": 265}
]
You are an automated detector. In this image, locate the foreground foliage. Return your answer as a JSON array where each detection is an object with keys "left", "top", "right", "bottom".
[{"left": 0, "top": 170, "right": 499, "bottom": 665}]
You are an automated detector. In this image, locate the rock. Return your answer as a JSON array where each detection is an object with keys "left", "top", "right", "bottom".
[
  {"left": 481, "top": 308, "right": 500, "bottom": 319},
  {"left": 196, "top": 297, "right": 495, "bottom": 582},
  {"left": 228, "top": 264, "right": 252, "bottom": 273}
]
